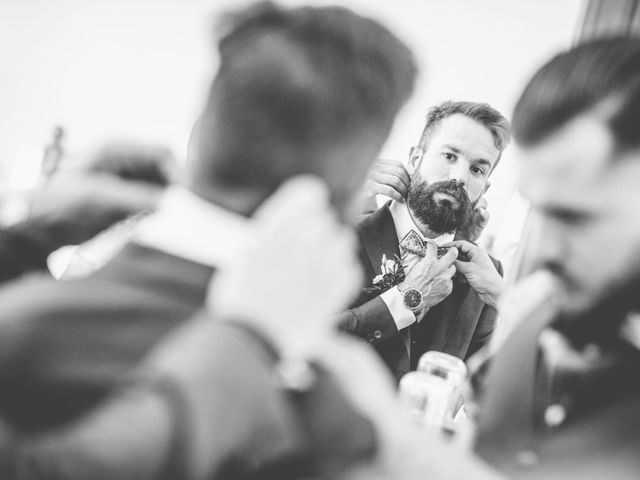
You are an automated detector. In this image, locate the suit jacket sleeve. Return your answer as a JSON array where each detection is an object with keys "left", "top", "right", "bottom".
[
  {"left": 467, "top": 259, "right": 504, "bottom": 358},
  {"left": 336, "top": 295, "right": 401, "bottom": 344},
  {"left": 0, "top": 387, "right": 174, "bottom": 480},
  {"left": 0, "top": 224, "right": 56, "bottom": 284}
]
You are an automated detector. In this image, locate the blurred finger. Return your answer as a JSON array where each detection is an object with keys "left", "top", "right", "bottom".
[
  {"left": 443, "top": 240, "right": 474, "bottom": 256},
  {"left": 371, "top": 184, "right": 405, "bottom": 203},
  {"left": 443, "top": 279, "right": 454, "bottom": 296},
  {"left": 436, "top": 246, "right": 458, "bottom": 268},
  {"left": 454, "top": 259, "right": 472, "bottom": 274},
  {"left": 476, "top": 207, "right": 489, "bottom": 226},
  {"left": 371, "top": 160, "right": 407, "bottom": 176},
  {"left": 423, "top": 240, "right": 438, "bottom": 262},
  {"left": 378, "top": 164, "right": 410, "bottom": 190},
  {"left": 369, "top": 172, "right": 409, "bottom": 197},
  {"left": 445, "top": 264, "right": 456, "bottom": 278}
]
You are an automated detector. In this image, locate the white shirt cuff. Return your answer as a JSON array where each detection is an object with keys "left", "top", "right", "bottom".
[{"left": 380, "top": 286, "right": 416, "bottom": 330}]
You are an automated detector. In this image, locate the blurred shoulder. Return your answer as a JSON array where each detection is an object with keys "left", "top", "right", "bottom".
[{"left": 0, "top": 272, "right": 126, "bottom": 352}]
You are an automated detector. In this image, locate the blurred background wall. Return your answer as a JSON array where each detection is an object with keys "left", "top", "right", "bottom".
[{"left": 0, "top": 0, "right": 584, "bottom": 238}]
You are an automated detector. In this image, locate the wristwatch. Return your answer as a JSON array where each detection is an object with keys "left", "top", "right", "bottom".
[{"left": 401, "top": 285, "right": 424, "bottom": 311}]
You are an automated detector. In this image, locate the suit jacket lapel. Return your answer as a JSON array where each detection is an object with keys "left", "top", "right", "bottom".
[
  {"left": 358, "top": 204, "right": 411, "bottom": 373},
  {"left": 427, "top": 281, "right": 474, "bottom": 352},
  {"left": 358, "top": 203, "right": 401, "bottom": 276}
]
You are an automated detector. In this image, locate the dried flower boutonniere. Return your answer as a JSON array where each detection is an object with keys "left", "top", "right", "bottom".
[{"left": 365, "top": 254, "right": 405, "bottom": 294}]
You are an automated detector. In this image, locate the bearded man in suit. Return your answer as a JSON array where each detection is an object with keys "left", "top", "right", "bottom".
[
  {"left": 338, "top": 101, "right": 510, "bottom": 381},
  {"left": 0, "top": 1, "right": 416, "bottom": 473}
]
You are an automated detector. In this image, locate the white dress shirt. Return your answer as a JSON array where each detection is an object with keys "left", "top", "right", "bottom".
[
  {"left": 133, "top": 186, "right": 252, "bottom": 269},
  {"left": 380, "top": 200, "right": 454, "bottom": 331}
]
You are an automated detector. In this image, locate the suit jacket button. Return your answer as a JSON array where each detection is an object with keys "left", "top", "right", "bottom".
[
  {"left": 516, "top": 449, "right": 539, "bottom": 468},
  {"left": 373, "top": 329, "right": 382, "bottom": 339}
]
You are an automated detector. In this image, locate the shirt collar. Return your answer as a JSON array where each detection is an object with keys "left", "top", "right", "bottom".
[
  {"left": 387, "top": 200, "right": 455, "bottom": 246},
  {"left": 133, "top": 185, "right": 252, "bottom": 268}
]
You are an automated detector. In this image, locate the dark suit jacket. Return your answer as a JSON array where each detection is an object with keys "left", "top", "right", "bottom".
[
  {"left": 0, "top": 242, "right": 213, "bottom": 430},
  {"left": 475, "top": 299, "right": 640, "bottom": 480},
  {"left": 0, "top": 223, "right": 68, "bottom": 284},
  {"left": 0, "top": 242, "right": 376, "bottom": 478},
  {"left": 337, "top": 204, "right": 501, "bottom": 381},
  {"left": 0, "top": 317, "right": 376, "bottom": 480}
]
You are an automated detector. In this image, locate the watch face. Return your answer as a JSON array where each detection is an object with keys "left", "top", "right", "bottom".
[{"left": 403, "top": 288, "right": 423, "bottom": 310}]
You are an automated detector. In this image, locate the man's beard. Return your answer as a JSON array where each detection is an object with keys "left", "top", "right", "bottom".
[
  {"left": 406, "top": 175, "right": 473, "bottom": 235},
  {"left": 553, "top": 270, "right": 640, "bottom": 348}
]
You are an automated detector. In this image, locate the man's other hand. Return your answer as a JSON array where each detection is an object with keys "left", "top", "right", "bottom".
[
  {"left": 459, "top": 197, "right": 490, "bottom": 243},
  {"left": 399, "top": 242, "right": 457, "bottom": 319},
  {"left": 363, "top": 159, "right": 410, "bottom": 205},
  {"left": 444, "top": 240, "right": 503, "bottom": 309}
]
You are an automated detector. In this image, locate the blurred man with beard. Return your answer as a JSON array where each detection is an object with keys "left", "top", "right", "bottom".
[
  {"left": 338, "top": 101, "right": 509, "bottom": 381},
  {"left": 474, "top": 37, "right": 640, "bottom": 479}
]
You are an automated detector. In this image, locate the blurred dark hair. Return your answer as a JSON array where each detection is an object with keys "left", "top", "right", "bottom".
[
  {"left": 513, "top": 37, "right": 640, "bottom": 151},
  {"left": 418, "top": 101, "right": 511, "bottom": 161},
  {"left": 193, "top": 1, "right": 416, "bottom": 196}
]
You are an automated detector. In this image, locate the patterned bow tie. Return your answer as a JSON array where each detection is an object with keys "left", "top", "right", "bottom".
[
  {"left": 400, "top": 230, "right": 455, "bottom": 260},
  {"left": 399, "top": 230, "right": 429, "bottom": 257}
]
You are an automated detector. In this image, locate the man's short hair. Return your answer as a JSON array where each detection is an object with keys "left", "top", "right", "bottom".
[
  {"left": 418, "top": 101, "right": 511, "bottom": 159},
  {"left": 513, "top": 37, "right": 640, "bottom": 151},
  {"left": 194, "top": 1, "right": 416, "bottom": 195}
]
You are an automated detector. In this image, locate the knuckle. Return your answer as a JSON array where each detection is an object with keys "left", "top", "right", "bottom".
[
  {"left": 389, "top": 178, "right": 402, "bottom": 190},
  {"left": 379, "top": 185, "right": 394, "bottom": 196}
]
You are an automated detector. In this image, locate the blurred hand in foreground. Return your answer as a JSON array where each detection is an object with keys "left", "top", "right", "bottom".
[{"left": 209, "top": 176, "right": 362, "bottom": 356}]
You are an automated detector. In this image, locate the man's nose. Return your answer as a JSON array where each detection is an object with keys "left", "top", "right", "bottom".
[
  {"left": 448, "top": 162, "right": 468, "bottom": 186},
  {"left": 528, "top": 215, "right": 567, "bottom": 271}
]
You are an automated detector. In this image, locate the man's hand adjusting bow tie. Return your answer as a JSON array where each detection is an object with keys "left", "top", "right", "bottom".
[
  {"left": 397, "top": 238, "right": 458, "bottom": 319},
  {"left": 442, "top": 240, "right": 503, "bottom": 310}
]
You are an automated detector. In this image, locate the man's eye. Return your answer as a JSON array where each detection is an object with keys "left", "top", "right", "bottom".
[
  {"left": 471, "top": 166, "right": 485, "bottom": 176},
  {"left": 442, "top": 152, "right": 456, "bottom": 161}
]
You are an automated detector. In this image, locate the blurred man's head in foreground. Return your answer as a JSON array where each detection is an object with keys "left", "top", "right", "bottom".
[
  {"left": 189, "top": 1, "right": 417, "bottom": 218},
  {"left": 514, "top": 37, "right": 640, "bottom": 315},
  {"left": 407, "top": 101, "right": 510, "bottom": 234}
]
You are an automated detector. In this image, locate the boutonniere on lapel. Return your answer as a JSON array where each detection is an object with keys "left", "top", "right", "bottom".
[{"left": 365, "top": 254, "right": 405, "bottom": 294}]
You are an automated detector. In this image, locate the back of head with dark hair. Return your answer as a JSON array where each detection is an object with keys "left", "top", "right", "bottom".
[
  {"left": 192, "top": 1, "right": 416, "bottom": 204},
  {"left": 418, "top": 100, "right": 511, "bottom": 161},
  {"left": 513, "top": 37, "right": 640, "bottom": 150}
]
